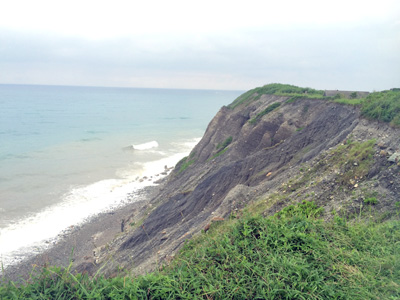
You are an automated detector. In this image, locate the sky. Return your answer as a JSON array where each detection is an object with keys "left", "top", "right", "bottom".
[{"left": 0, "top": 0, "right": 399, "bottom": 91}]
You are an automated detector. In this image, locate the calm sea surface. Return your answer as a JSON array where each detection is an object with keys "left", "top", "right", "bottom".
[{"left": 0, "top": 84, "right": 242, "bottom": 267}]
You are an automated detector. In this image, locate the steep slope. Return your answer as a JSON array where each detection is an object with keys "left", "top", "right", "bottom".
[{"left": 79, "top": 85, "right": 400, "bottom": 276}]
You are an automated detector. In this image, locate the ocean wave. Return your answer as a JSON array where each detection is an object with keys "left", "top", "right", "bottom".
[
  {"left": 0, "top": 137, "right": 197, "bottom": 269},
  {"left": 0, "top": 177, "right": 155, "bottom": 269},
  {"left": 132, "top": 141, "right": 159, "bottom": 151},
  {"left": 170, "top": 137, "right": 201, "bottom": 149},
  {"left": 0, "top": 148, "right": 188, "bottom": 269}
]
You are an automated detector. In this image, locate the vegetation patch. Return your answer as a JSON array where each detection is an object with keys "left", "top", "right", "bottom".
[
  {"left": 159, "top": 202, "right": 400, "bottom": 299},
  {"left": 208, "top": 148, "right": 228, "bottom": 161},
  {"left": 334, "top": 97, "right": 365, "bottom": 106},
  {"left": 228, "top": 83, "right": 324, "bottom": 109},
  {"left": 230, "top": 84, "right": 400, "bottom": 127},
  {"left": 253, "top": 83, "right": 324, "bottom": 97},
  {"left": 216, "top": 136, "right": 232, "bottom": 151},
  {"left": 176, "top": 156, "right": 196, "bottom": 174},
  {"left": 334, "top": 89, "right": 400, "bottom": 126},
  {"left": 361, "top": 90, "right": 400, "bottom": 126},
  {"left": 175, "top": 151, "right": 197, "bottom": 174},
  {"left": 207, "top": 136, "right": 233, "bottom": 161},
  {"left": 3, "top": 201, "right": 398, "bottom": 299},
  {"left": 364, "top": 197, "right": 378, "bottom": 205},
  {"left": 227, "top": 88, "right": 260, "bottom": 109},
  {"left": 329, "top": 139, "right": 376, "bottom": 186},
  {"left": 249, "top": 102, "right": 281, "bottom": 124}
]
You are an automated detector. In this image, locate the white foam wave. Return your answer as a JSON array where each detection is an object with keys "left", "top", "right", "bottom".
[
  {"left": 0, "top": 178, "right": 149, "bottom": 268},
  {"left": 0, "top": 144, "right": 193, "bottom": 269},
  {"left": 170, "top": 137, "right": 201, "bottom": 150},
  {"left": 132, "top": 141, "right": 159, "bottom": 151}
]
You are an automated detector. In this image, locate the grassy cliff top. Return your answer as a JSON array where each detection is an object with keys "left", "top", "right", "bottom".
[
  {"left": 360, "top": 89, "right": 400, "bottom": 126},
  {"left": 229, "top": 83, "right": 400, "bottom": 126},
  {"left": 228, "top": 83, "right": 325, "bottom": 109}
]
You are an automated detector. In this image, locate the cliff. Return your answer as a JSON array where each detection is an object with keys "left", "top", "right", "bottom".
[{"left": 76, "top": 84, "right": 400, "bottom": 276}]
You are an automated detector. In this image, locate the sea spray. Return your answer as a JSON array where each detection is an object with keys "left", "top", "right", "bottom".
[{"left": 132, "top": 141, "right": 159, "bottom": 150}]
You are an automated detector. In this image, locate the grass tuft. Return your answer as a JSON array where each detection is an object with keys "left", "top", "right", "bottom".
[{"left": 249, "top": 102, "right": 281, "bottom": 124}]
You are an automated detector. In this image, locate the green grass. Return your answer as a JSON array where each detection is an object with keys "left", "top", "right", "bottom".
[
  {"left": 216, "top": 136, "right": 233, "bottom": 151},
  {"left": 361, "top": 90, "right": 400, "bottom": 126},
  {"left": 228, "top": 83, "right": 324, "bottom": 109},
  {"left": 209, "top": 148, "right": 228, "bottom": 160},
  {"left": 206, "top": 136, "right": 233, "bottom": 161},
  {"left": 176, "top": 156, "right": 196, "bottom": 174},
  {"left": 249, "top": 102, "right": 281, "bottom": 124},
  {"left": 230, "top": 84, "right": 400, "bottom": 127},
  {"left": 334, "top": 98, "right": 365, "bottom": 106},
  {"left": 253, "top": 83, "right": 324, "bottom": 97},
  {"left": 332, "top": 89, "right": 400, "bottom": 127},
  {"left": 329, "top": 139, "right": 376, "bottom": 186},
  {"left": 364, "top": 197, "right": 378, "bottom": 205},
  {"left": 2, "top": 201, "right": 399, "bottom": 299}
]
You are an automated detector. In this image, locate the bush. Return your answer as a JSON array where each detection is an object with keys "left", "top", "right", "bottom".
[
  {"left": 364, "top": 197, "right": 378, "bottom": 205},
  {"left": 216, "top": 136, "right": 233, "bottom": 150},
  {"left": 249, "top": 102, "right": 281, "bottom": 124},
  {"left": 361, "top": 90, "right": 400, "bottom": 126},
  {"left": 350, "top": 92, "right": 358, "bottom": 99}
]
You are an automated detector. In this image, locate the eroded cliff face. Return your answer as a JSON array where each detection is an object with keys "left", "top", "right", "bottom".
[{"left": 80, "top": 94, "right": 400, "bottom": 276}]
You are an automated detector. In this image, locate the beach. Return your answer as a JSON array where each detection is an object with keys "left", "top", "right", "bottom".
[{"left": 2, "top": 184, "right": 162, "bottom": 283}]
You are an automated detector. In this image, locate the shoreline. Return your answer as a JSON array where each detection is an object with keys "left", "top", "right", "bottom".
[{"left": 1, "top": 184, "right": 161, "bottom": 283}]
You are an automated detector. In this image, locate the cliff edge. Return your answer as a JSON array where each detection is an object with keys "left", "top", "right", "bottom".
[{"left": 77, "top": 84, "right": 400, "bottom": 276}]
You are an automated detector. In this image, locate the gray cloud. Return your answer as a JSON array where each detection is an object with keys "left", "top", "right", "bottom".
[{"left": 0, "top": 18, "right": 399, "bottom": 91}]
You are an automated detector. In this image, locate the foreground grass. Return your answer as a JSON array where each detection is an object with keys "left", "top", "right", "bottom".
[{"left": 1, "top": 201, "right": 399, "bottom": 299}]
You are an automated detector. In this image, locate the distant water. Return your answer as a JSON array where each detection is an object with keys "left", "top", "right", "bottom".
[{"left": 0, "top": 84, "right": 242, "bottom": 268}]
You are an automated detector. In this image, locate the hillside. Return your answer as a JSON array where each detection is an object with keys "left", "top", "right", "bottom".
[
  {"left": 2, "top": 83, "right": 400, "bottom": 298},
  {"left": 75, "top": 84, "right": 400, "bottom": 276}
]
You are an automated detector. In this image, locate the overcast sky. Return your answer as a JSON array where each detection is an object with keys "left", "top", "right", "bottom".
[{"left": 0, "top": 0, "right": 399, "bottom": 91}]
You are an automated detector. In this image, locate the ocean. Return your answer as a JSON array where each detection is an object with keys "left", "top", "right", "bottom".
[{"left": 0, "top": 84, "right": 242, "bottom": 268}]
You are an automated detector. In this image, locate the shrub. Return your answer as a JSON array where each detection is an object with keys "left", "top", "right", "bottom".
[
  {"left": 249, "top": 102, "right": 281, "bottom": 124},
  {"left": 364, "top": 197, "right": 378, "bottom": 205},
  {"left": 350, "top": 92, "right": 358, "bottom": 99},
  {"left": 361, "top": 90, "right": 400, "bottom": 126},
  {"left": 216, "top": 136, "right": 233, "bottom": 150}
]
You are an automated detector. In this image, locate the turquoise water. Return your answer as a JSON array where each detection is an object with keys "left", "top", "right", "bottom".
[{"left": 0, "top": 84, "right": 242, "bottom": 267}]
